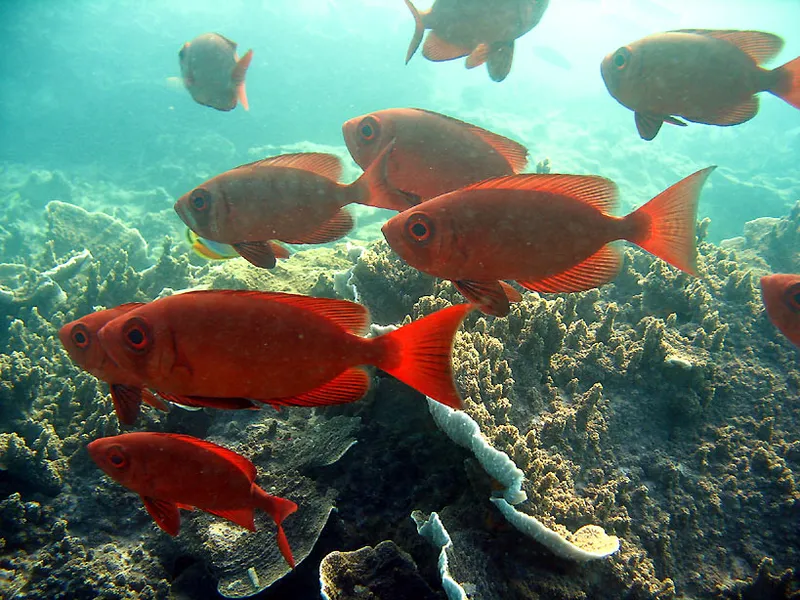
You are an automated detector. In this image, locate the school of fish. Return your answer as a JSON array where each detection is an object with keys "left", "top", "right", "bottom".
[{"left": 58, "top": 0, "right": 800, "bottom": 577}]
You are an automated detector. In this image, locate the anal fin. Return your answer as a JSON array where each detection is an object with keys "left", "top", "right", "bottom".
[
  {"left": 518, "top": 245, "right": 622, "bottom": 293},
  {"left": 268, "top": 367, "right": 370, "bottom": 407},
  {"left": 423, "top": 32, "right": 470, "bottom": 61},
  {"left": 688, "top": 97, "right": 759, "bottom": 126},
  {"left": 205, "top": 506, "right": 256, "bottom": 531},
  {"left": 281, "top": 209, "right": 354, "bottom": 245}
]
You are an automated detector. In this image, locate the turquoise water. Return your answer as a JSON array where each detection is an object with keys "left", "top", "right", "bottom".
[
  {"left": 2, "top": 0, "right": 798, "bottom": 240},
  {"left": 2, "top": 1, "right": 800, "bottom": 598}
]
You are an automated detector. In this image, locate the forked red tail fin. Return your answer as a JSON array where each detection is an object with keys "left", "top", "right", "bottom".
[
  {"left": 254, "top": 487, "right": 298, "bottom": 569},
  {"left": 624, "top": 166, "right": 716, "bottom": 275},
  {"left": 770, "top": 56, "right": 800, "bottom": 109},
  {"left": 352, "top": 138, "right": 419, "bottom": 211},
  {"left": 374, "top": 304, "right": 473, "bottom": 409}
]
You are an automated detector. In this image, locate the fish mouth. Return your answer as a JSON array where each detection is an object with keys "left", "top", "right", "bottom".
[
  {"left": 174, "top": 198, "right": 196, "bottom": 230},
  {"left": 341, "top": 120, "right": 367, "bottom": 170}
]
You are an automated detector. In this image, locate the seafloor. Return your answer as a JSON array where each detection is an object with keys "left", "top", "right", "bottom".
[{"left": 0, "top": 149, "right": 799, "bottom": 600}]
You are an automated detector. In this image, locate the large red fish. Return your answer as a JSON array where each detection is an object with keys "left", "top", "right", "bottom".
[
  {"left": 405, "top": 0, "right": 550, "bottom": 81},
  {"left": 96, "top": 291, "right": 472, "bottom": 410},
  {"left": 761, "top": 274, "right": 800, "bottom": 348},
  {"left": 179, "top": 33, "right": 253, "bottom": 111},
  {"left": 601, "top": 29, "right": 800, "bottom": 140},
  {"left": 342, "top": 108, "right": 528, "bottom": 202},
  {"left": 60, "top": 307, "right": 259, "bottom": 422},
  {"left": 59, "top": 305, "right": 169, "bottom": 425},
  {"left": 88, "top": 432, "right": 297, "bottom": 568},
  {"left": 174, "top": 144, "right": 414, "bottom": 269},
  {"left": 382, "top": 168, "right": 716, "bottom": 316}
]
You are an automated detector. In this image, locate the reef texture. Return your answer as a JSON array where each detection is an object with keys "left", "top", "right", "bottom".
[{"left": 1, "top": 159, "right": 799, "bottom": 600}]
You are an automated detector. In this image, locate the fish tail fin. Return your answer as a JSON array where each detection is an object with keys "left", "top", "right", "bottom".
[
  {"left": 624, "top": 166, "right": 716, "bottom": 275},
  {"left": 404, "top": 0, "right": 425, "bottom": 63},
  {"left": 351, "top": 138, "right": 420, "bottom": 211},
  {"left": 373, "top": 304, "right": 473, "bottom": 409},
  {"left": 769, "top": 56, "right": 800, "bottom": 109},
  {"left": 253, "top": 486, "right": 297, "bottom": 569},
  {"left": 233, "top": 49, "right": 253, "bottom": 111}
]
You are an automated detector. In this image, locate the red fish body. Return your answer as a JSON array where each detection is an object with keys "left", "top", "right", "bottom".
[
  {"left": 174, "top": 146, "right": 413, "bottom": 268},
  {"left": 96, "top": 291, "right": 471, "bottom": 410},
  {"left": 59, "top": 305, "right": 168, "bottom": 424},
  {"left": 761, "top": 274, "right": 800, "bottom": 348},
  {"left": 343, "top": 108, "right": 527, "bottom": 202},
  {"left": 601, "top": 30, "right": 800, "bottom": 140},
  {"left": 405, "top": 0, "right": 549, "bottom": 81},
  {"left": 382, "top": 168, "right": 715, "bottom": 316},
  {"left": 88, "top": 432, "right": 297, "bottom": 568},
  {"left": 179, "top": 33, "right": 253, "bottom": 111}
]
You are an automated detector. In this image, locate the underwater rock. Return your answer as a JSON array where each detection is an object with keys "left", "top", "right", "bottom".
[
  {"left": 178, "top": 412, "right": 361, "bottom": 598},
  {"left": 18, "top": 170, "right": 73, "bottom": 208},
  {"left": 319, "top": 540, "right": 439, "bottom": 600},
  {"left": 351, "top": 240, "right": 435, "bottom": 325},
  {"left": 46, "top": 200, "right": 149, "bottom": 277}
]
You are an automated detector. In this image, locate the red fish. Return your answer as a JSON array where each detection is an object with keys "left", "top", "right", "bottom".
[
  {"left": 179, "top": 33, "right": 253, "bottom": 111},
  {"left": 342, "top": 108, "right": 528, "bottom": 202},
  {"left": 96, "top": 291, "right": 472, "bottom": 410},
  {"left": 382, "top": 168, "right": 716, "bottom": 316},
  {"left": 174, "top": 143, "right": 414, "bottom": 269},
  {"left": 761, "top": 274, "right": 800, "bottom": 348},
  {"left": 405, "top": 0, "right": 549, "bottom": 81},
  {"left": 601, "top": 30, "right": 800, "bottom": 140},
  {"left": 59, "top": 305, "right": 169, "bottom": 425},
  {"left": 88, "top": 432, "right": 297, "bottom": 568}
]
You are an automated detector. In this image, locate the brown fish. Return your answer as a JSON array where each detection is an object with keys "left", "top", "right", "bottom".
[
  {"left": 174, "top": 143, "right": 414, "bottom": 268},
  {"left": 761, "top": 274, "right": 800, "bottom": 349},
  {"left": 404, "top": 0, "right": 549, "bottom": 82},
  {"left": 342, "top": 108, "right": 528, "bottom": 202},
  {"left": 179, "top": 33, "right": 253, "bottom": 111},
  {"left": 601, "top": 29, "right": 800, "bottom": 140}
]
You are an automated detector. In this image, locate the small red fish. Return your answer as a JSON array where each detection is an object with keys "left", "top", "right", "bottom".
[
  {"left": 59, "top": 305, "right": 169, "bottom": 425},
  {"left": 405, "top": 0, "right": 550, "bottom": 81},
  {"left": 382, "top": 167, "right": 715, "bottom": 316},
  {"left": 96, "top": 291, "right": 472, "bottom": 410},
  {"left": 342, "top": 108, "right": 528, "bottom": 202},
  {"left": 174, "top": 144, "right": 414, "bottom": 269},
  {"left": 761, "top": 274, "right": 800, "bottom": 348},
  {"left": 88, "top": 432, "right": 297, "bottom": 568},
  {"left": 179, "top": 33, "right": 253, "bottom": 111},
  {"left": 601, "top": 29, "right": 800, "bottom": 140}
]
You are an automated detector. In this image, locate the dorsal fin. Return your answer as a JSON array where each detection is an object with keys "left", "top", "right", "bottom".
[
  {"left": 670, "top": 29, "right": 784, "bottom": 65},
  {"left": 173, "top": 290, "right": 370, "bottom": 335},
  {"left": 214, "top": 33, "right": 238, "bottom": 51},
  {"left": 412, "top": 108, "right": 528, "bottom": 172},
  {"left": 164, "top": 433, "right": 256, "bottom": 480},
  {"left": 463, "top": 174, "right": 618, "bottom": 213},
  {"left": 235, "top": 153, "right": 342, "bottom": 181}
]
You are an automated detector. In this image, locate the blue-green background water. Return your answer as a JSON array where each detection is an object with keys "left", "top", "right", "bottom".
[{"left": 1, "top": 0, "right": 799, "bottom": 241}]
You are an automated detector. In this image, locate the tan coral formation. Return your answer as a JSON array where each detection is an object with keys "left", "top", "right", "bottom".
[{"left": 352, "top": 202, "right": 800, "bottom": 598}]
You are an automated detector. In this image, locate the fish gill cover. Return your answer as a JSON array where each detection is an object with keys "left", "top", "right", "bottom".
[{"left": 0, "top": 0, "right": 799, "bottom": 599}]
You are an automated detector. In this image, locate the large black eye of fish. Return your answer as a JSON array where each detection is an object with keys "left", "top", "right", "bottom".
[
  {"left": 784, "top": 283, "right": 800, "bottom": 311},
  {"left": 405, "top": 213, "right": 434, "bottom": 244},
  {"left": 70, "top": 324, "right": 91, "bottom": 349},
  {"left": 358, "top": 116, "right": 379, "bottom": 142},
  {"left": 122, "top": 317, "right": 153, "bottom": 354},
  {"left": 613, "top": 47, "right": 632, "bottom": 70},
  {"left": 190, "top": 188, "right": 211, "bottom": 212},
  {"left": 106, "top": 445, "right": 128, "bottom": 469}
]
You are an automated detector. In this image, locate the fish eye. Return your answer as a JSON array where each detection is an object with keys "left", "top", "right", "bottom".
[
  {"left": 70, "top": 324, "right": 91, "bottom": 349},
  {"left": 106, "top": 445, "right": 128, "bottom": 469},
  {"left": 122, "top": 317, "right": 153, "bottom": 354},
  {"left": 784, "top": 283, "right": 800, "bottom": 311},
  {"left": 404, "top": 212, "right": 434, "bottom": 244},
  {"left": 190, "top": 188, "right": 211, "bottom": 212},
  {"left": 358, "top": 116, "right": 379, "bottom": 142},
  {"left": 613, "top": 47, "right": 631, "bottom": 70}
]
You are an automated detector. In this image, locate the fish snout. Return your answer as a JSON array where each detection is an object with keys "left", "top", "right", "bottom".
[{"left": 174, "top": 197, "right": 194, "bottom": 229}]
